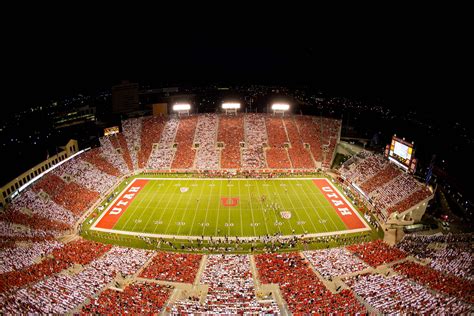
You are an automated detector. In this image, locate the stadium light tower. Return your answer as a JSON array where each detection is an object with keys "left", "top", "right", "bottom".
[
  {"left": 271, "top": 103, "right": 290, "bottom": 116},
  {"left": 173, "top": 103, "right": 191, "bottom": 116},
  {"left": 222, "top": 102, "right": 240, "bottom": 115}
]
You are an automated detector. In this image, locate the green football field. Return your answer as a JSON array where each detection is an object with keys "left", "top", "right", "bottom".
[{"left": 91, "top": 178, "right": 369, "bottom": 238}]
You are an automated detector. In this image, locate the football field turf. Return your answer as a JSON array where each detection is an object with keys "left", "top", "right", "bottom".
[{"left": 91, "top": 178, "right": 370, "bottom": 239}]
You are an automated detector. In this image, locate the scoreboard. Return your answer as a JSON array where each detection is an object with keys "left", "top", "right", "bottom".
[{"left": 388, "top": 136, "right": 415, "bottom": 171}]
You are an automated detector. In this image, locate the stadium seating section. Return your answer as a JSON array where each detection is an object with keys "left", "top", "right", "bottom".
[
  {"left": 95, "top": 114, "right": 340, "bottom": 172},
  {"left": 341, "top": 151, "right": 432, "bottom": 216},
  {"left": 1, "top": 113, "right": 470, "bottom": 314}
]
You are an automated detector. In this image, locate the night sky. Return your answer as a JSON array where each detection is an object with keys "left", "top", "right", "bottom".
[
  {"left": 2, "top": 12, "right": 469, "bottom": 122},
  {"left": 1, "top": 10, "right": 470, "bottom": 155},
  {"left": 0, "top": 8, "right": 472, "bottom": 204}
]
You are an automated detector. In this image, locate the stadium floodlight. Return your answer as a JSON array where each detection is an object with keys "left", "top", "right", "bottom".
[
  {"left": 173, "top": 103, "right": 191, "bottom": 111},
  {"left": 271, "top": 103, "right": 290, "bottom": 111},
  {"left": 222, "top": 102, "right": 241, "bottom": 109},
  {"left": 222, "top": 102, "right": 240, "bottom": 115}
]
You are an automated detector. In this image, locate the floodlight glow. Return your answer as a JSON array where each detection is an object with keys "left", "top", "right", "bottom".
[
  {"left": 272, "top": 103, "right": 290, "bottom": 111},
  {"left": 173, "top": 103, "right": 191, "bottom": 111},
  {"left": 222, "top": 102, "right": 241, "bottom": 109}
]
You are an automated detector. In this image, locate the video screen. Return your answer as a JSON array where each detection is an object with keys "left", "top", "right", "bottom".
[{"left": 389, "top": 136, "right": 413, "bottom": 168}]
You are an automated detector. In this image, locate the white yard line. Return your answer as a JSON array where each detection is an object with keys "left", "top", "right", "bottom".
[
  {"left": 176, "top": 180, "right": 198, "bottom": 235},
  {"left": 287, "top": 180, "right": 319, "bottom": 233},
  {"left": 237, "top": 180, "right": 244, "bottom": 236},
  {"left": 164, "top": 180, "right": 190, "bottom": 235},
  {"left": 188, "top": 180, "right": 207, "bottom": 236},
  {"left": 299, "top": 180, "right": 331, "bottom": 231},
  {"left": 214, "top": 179, "right": 223, "bottom": 236},
  {"left": 142, "top": 180, "right": 173, "bottom": 232},
  {"left": 201, "top": 179, "right": 214, "bottom": 236},
  {"left": 227, "top": 181, "right": 231, "bottom": 236},
  {"left": 151, "top": 180, "right": 177, "bottom": 234},
  {"left": 248, "top": 180, "right": 263, "bottom": 236},
  {"left": 268, "top": 180, "right": 295, "bottom": 234},
  {"left": 302, "top": 180, "right": 339, "bottom": 231},
  {"left": 124, "top": 181, "right": 159, "bottom": 232},
  {"left": 258, "top": 180, "right": 282, "bottom": 235}
]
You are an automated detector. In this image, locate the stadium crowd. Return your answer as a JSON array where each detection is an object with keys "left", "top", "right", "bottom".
[
  {"left": 89, "top": 113, "right": 340, "bottom": 172},
  {"left": 0, "top": 239, "right": 110, "bottom": 293},
  {"left": 345, "top": 273, "right": 472, "bottom": 314},
  {"left": 171, "top": 116, "right": 198, "bottom": 169},
  {"left": 242, "top": 114, "right": 268, "bottom": 169},
  {"left": 303, "top": 247, "right": 369, "bottom": 279},
  {"left": 0, "top": 246, "right": 151, "bottom": 314},
  {"left": 99, "top": 136, "right": 130, "bottom": 174},
  {"left": 139, "top": 252, "right": 202, "bottom": 283},
  {"left": 82, "top": 282, "right": 172, "bottom": 315},
  {"left": 194, "top": 114, "right": 220, "bottom": 170},
  {"left": 146, "top": 117, "right": 179, "bottom": 170},
  {"left": 53, "top": 158, "right": 118, "bottom": 194},
  {"left": 113, "top": 134, "right": 134, "bottom": 171},
  {"left": 346, "top": 240, "right": 407, "bottom": 267},
  {"left": 0, "top": 207, "right": 71, "bottom": 233},
  {"left": 284, "top": 117, "right": 315, "bottom": 169},
  {"left": 121, "top": 117, "right": 142, "bottom": 169},
  {"left": 2, "top": 113, "right": 471, "bottom": 314},
  {"left": 218, "top": 115, "right": 244, "bottom": 169},
  {"left": 9, "top": 189, "right": 76, "bottom": 226},
  {"left": 255, "top": 252, "right": 366, "bottom": 314},
  {"left": 265, "top": 116, "right": 292, "bottom": 169},
  {"left": 33, "top": 173, "right": 99, "bottom": 217},
  {"left": 138, "top": 116, "right": 166, "bottom": 168},
  {"left": 0, "top": 240, "right": 63, "bottom": 274},
  {"left": 341, "top": 151, "right": 432, "bottom": 215},
  {"left": 393, "top": 261, "right": 474, "bottom": 303},
  {"left": 295, "top": 116, "right": 324, "bottom": 162},
  {"left": 81, "top": 148, "right": 122, "bottom": 177},
  {"left": 172, "top": 254, "right": 280, "bottom": 314},
  {"left": 397, "top": 233, "right": 473, "bottom": 281}
]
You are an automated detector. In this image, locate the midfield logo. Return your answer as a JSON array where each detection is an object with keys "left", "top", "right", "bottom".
[{"left": 221, "top": 197, "right": 239, "bottom": 207}]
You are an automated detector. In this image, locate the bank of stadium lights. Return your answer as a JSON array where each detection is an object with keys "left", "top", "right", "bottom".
[
  {"left": 222, "top": 102, "right": 240, "bottom": 114},
  {"left": 173, "top": 103, "right": 191, "bottom": 116},
  {"left": 271, "top": 103, "right": 290, "bottom": 116}
]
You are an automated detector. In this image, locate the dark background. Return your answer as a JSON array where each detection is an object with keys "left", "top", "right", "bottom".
[
  {"left": 1, "top": 7, "right": 469, "bottom": 117},
  {"left": 0, "top": 9, "right": 471, "bottom": 199}
]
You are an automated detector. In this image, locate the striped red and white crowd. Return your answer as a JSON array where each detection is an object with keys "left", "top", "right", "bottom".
[
  {"left": 172, "top": 254, "right": 280, "bottom": 314},
  {"left": 341, "top": 150, "right": 432, "bottom": 216},
  {"left": 0, "top": 113, "right": 471, "bottom": 314}
]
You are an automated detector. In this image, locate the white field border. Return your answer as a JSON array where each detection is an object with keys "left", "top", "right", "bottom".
[{"left": 89, "top": 177, "right": 371, "bottom": 240}]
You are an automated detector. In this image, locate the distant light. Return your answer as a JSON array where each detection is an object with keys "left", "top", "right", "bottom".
[
  {"left": 222, "top": 102, "right": 240, "bottom": 109},
  {"left": 173, "top": 103, "right": 191, "bottom": 111},
  {"left": 272, "top": 103, "right": 290, "bottom": 111}
]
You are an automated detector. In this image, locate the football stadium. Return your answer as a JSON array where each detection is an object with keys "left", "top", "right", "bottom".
[{"left": 0, "top": 102, "right": 472, "bottom": 315}]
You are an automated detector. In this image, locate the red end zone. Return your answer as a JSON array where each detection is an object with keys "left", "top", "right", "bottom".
[
  {"left": 313, "top": 179, "right": 366, "bottom": 229},
  {"left": 95, "top": 179, "right": 148, "bottom": 229}
]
